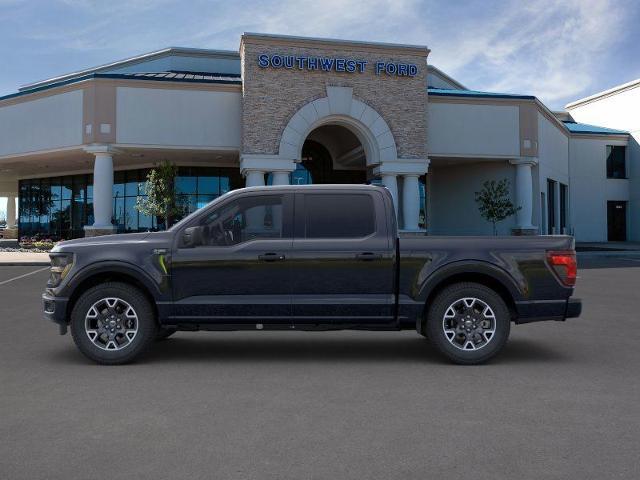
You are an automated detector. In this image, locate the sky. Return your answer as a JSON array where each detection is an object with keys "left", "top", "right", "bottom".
[
  {"left": 1, "top": 0, "right": 639, "bottom": 108},
  {"left": 1, "top": 0, "right": 640, "bottom": 215}
]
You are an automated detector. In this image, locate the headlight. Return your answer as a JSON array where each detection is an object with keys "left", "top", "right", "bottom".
[{"left": 48, "top": 253, "right": 74, "bottom": 288}]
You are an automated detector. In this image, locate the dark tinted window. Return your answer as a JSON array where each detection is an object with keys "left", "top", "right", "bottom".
[
  {"left": 304, "top": 194, "right": 375, "bottom": 238},
  {"left": 199, "top": 195, "right": 286, "bottom": 246},
  {"left": 607, "top": 145, "right": 626, "bottom": 178},
  {"left": 560, "top": 183, "right": 568, "bottom": 231}
]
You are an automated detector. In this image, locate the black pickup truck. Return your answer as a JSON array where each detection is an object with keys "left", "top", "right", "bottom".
[{"left": 44, "top": 184, "right": 581, "bottom": 365}]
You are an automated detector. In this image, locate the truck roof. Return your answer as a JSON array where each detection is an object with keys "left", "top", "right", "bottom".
[{"left": 239, "top": 184, "right": 386, "bottom": 193}]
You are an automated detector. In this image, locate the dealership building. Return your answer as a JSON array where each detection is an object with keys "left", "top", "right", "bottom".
[{"left": 0, "top": 33, "right": 637, "bottom": 241}]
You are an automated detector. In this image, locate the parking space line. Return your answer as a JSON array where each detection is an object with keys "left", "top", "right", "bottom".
[{"left": 0, "top": 267, "right": 50, "bottom": 286}]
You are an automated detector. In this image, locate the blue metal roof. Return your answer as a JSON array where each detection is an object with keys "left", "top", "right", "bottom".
[
  {"left": 0, "top": 71, "right": 242, "bottom": 102},
  {"left": 428, "top": 87, "right": 535, "bottom": 100},
  {"left": 562, "top": 121, "right": 628, "bottom": 135}
]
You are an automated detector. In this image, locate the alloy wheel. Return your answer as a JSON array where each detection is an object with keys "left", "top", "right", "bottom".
[
  {"left": 84, "top": 297, "right": 138, "bottom": 351},
  {"left": 442, "top": 297, "right": 496, "bottom": 351}
]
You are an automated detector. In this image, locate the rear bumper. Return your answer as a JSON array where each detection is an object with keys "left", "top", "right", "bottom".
[
  {"left": 566, "top": 298, "right": 582, "bottom": 318},
  {"left": 43, "top": 293, "right": 69, "bottom": 334},
  {"left": 515, "top": 298, "right": 582, "bottom": 324}
]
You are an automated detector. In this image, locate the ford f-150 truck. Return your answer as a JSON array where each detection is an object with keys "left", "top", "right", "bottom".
[{"left": 43, "top": 184, "right": 581, "bottom": 365}]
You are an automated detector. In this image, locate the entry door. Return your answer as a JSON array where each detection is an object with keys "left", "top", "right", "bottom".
[
  {"left": 289, "top": 190, "right": 396, "bottom": 326},
  {"left": 607, "top": 201, "right": 627, "bottom": 241},
  {"left": 170, "top": 193, "right": 293, "bottom": 324}
]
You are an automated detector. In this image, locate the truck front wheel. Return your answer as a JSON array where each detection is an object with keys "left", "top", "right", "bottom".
[
  {"left": 425, "top": 282, "right": 510, "bottom": 365},
  {"left": 70, "top": 282, "right": 158, "bottom": 365}
]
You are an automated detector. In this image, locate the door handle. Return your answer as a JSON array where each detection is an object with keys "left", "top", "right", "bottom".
[
  {"left": 356, "top": 252, "right": 383, "bottom": 261},
  {"left": 258, "top": 253, "right": 286, "bottom": 262}
]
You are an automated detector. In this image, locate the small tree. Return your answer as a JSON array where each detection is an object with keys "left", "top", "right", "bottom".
[
  {"left": 474, "top": 179, "right": 520, "bottom": 235},
  {"left": 136, "top": 161, "right": 184, "bottom": 229}
]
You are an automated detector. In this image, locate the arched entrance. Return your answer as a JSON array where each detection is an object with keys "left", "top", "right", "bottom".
[{"left": 292, "top": 124, "right": 368, "bottom": 185}]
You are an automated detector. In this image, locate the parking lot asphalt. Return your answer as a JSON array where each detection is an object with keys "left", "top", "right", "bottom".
[{"left": 1, "top": 255, "right": 639, "bottom": 480}]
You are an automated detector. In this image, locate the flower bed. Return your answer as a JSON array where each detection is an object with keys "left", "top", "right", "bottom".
[{"left": 17, "top": 236, "right": 65, "bottom": 252}]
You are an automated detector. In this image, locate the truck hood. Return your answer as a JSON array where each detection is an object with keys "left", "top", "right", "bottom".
[{"left": 51, "top": 231, "right": 173, "bottom": 253}]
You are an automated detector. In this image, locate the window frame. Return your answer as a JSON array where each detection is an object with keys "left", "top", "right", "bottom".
[
  {"left": 606, "top": 145, "right": 627, "bottom": 179},
  {"left": 176, "top": 192, "right": 293, "bottom": 249}
]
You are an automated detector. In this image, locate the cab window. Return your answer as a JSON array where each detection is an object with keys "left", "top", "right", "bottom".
[{"left": 198, "top": 195, "right": 285, "bottom": 246}]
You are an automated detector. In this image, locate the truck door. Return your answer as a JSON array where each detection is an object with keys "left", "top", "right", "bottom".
[
  {"left": 289, "top": 189, "right": 396, "bottom": 326},
  {"left": 170, "top": 192, "right": 293, "bottom": 325}
]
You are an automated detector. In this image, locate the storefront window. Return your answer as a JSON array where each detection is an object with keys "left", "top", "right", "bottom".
[{"left": 18, "top": 166, "right": 242, "bottom": 239}]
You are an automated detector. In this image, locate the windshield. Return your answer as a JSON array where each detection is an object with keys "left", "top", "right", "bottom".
[{"left": 168, "top": 188, "right": 237, "bottom": 232}]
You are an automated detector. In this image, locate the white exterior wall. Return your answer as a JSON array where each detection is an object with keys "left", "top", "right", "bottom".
[
  {"left": 428, "top": 102, "right": 520, "bottom": 157},
  {"left": 567, "top": 84, "right": 640, "bottom": 241},
  {"left": 116, "top": 87, "right": 242, "bottom": 148},
  {"left": 537, "top": 112, "right": 570, "bottom": 234},
  {"left": 569, "top": 137, "right": 629, "bottom": 242},
  {"left": 429, "top": 161, "right": 516, "bottom": 235},
  {"left": 0, "top": 90, "right": 83, "bottom": 156}
]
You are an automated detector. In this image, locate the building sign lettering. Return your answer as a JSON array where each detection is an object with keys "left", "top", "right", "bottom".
[{"left": 257, "top": 54, "right": 417, "bottom": 77}]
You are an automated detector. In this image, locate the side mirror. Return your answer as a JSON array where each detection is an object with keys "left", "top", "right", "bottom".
[{"left": 182, "top": 226, "right": 202, "bottom": 248}]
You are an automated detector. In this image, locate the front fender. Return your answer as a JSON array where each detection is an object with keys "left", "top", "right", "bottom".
[{"left": 58, "top": 260, "right": 169, "bottom": 302}]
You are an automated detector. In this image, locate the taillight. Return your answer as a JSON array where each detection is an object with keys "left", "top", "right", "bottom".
[{"left": 547, "top": 250, "right": 577, "bottom": 286}]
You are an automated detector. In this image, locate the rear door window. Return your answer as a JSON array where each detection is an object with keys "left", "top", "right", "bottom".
[{"left": 304, "top": 194, "right": 375, "bottom": 238}]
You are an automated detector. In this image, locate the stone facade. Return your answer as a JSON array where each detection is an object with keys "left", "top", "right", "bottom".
[{"left": 240, "top": 34, "right": 429, "bottom": 161}]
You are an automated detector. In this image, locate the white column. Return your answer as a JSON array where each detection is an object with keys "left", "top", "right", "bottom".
[
  {"left": 381, "top": 174, "right": 399, "bottom": 221},
  {"left": 510, "top": 158, "right": 537, "bottom": 231},
  {"left": 374, "top": 159, "right": 429, "bottom": 230},
  {"left": 271, "top": 171, "right": 290, "bottom": 186},
  {"left": 245, "top": 170, "right": 265, "bottom": 187},
  {"left": 92, "top": 153, "right": 114, "bottom": 228},
  {"left": 6, "top": 195, "right": 16, "bottom": 229},
  {"left": 84, "top": 145, "right": 117, "bottom": 235},
  {"left": 401, "top": 175, "right": 421, "bottom": 231}
]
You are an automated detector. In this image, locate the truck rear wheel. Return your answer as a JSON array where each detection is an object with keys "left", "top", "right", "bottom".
[
  {"left": 425, "top": 282, "right": 510, "bottom": 365},
  {"left": 70, "top": 282, "right": 157, "bottom": 365}
]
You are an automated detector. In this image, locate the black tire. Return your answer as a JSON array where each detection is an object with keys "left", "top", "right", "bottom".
[
  {"left": 156, "top": 327, "right": 177, "bottom": 341},
  {"left": 70, "top": 282, "right": 158, "bottom": 365},
  {"left": 425, "top": 282, "right": 510, "bottom": 365}
]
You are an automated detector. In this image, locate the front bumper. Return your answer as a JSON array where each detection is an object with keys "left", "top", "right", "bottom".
[{"left": 43, "top": 293, "right": 69, "bottom": 335}]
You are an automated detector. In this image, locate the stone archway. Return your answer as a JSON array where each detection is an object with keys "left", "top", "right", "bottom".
[
  {"left": 240, "top": 85, "right": 429, "bottom": 231},
  {"left": 278, "top": 86, "right": 398, "bottom": 166}
]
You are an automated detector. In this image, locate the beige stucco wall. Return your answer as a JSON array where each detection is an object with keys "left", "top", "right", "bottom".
[
  {"left": 116, "top": 86, "right": 242, "bottom": 148},
  {"left": 427, "top": 101, "right": 520, "bottom": 157},
  {"left": 0, "top": 90, "right": 83, "bottom": 157},
  {"left": 240, "top": 36, "right": 428, "bottom": 160}
]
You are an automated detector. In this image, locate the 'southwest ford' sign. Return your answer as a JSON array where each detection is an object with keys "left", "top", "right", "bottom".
[{"left": 257, "top": 53, "right": 418, "bottom": 77}]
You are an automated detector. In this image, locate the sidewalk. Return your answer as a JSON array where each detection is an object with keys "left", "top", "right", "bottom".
[{"left": 0, "top": 251, "right": 50, "bottom": 266}]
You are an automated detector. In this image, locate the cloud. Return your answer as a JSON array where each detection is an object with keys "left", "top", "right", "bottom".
[
  {"left": 425, "top": 0, "right": 633, "bottom": 107},
  {"left": 1, "top": 0, "right": 637, "bottom": 108}
]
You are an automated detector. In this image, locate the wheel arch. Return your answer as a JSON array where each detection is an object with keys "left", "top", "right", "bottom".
[
  {"left": 417, "top": 262, "right": 519, "bottom": 334},
  {"left": 64, "top": 263, "right": 161, "bottom": 323}
]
